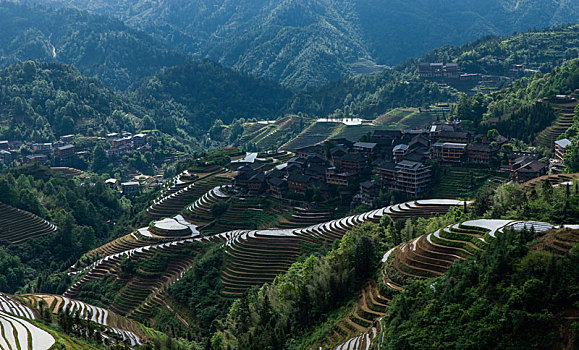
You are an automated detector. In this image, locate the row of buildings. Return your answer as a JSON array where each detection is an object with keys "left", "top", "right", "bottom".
[{"left": 0, "top": 131, "right": 154, "bottom": 167}]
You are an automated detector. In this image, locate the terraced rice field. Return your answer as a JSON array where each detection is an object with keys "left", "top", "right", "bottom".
[
  {"left": 281, "top": 122, "right": 342, "bottom": 151},
  {"left": 200, "top": 197, "right": 284, "bottom": 235},
  {"left": 220, "top": 199, "right": 468, "bottom": 296},
  {"left": 0, "top": 311, "right": 54, "bottom": 350},
  {"left": 50, "top": 167, "right": 85, "bottom": 177},
  {"left": 17, "top": 294, "right": 146, "bottom": 346},
  {"left": 65, "top": 198, "right": 467, "bottom": 317},
  {"left": 0, "top": 293, "right": 54, "bottom": 349},
  {"left": 0, "top": 202, "right": 58, "bottom": 244},
  {"left": 520, "top": 173, "right": 579, "bottom": 191},
  {"left": 373, "top": 108, "right": 436, "bottom": 129},
  {"left": 430, "top": 168, "right": 507, "bottom": 199},
  {"left": 239, "top": 115, "right": 305, "bottom": 150},
  {"left": 183, "top": 185, "right": 231, "bottom": 226},
  {"left": 276, "top": 207, "right": 333, "bottom": 229},
  {"left": 535, "top": 93, "right": 578, "bottom": 148},
  {"left": 332, "top": 219, "right": 574, "bottom": 349},
  {"left": 65, "top": 239, "right": 200, "bottom": 320},
  {"left": 147, "top": 170, "right": 230, "bottom": 219}
]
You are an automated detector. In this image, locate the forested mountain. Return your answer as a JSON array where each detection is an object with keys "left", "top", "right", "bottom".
[
  {"left": 0, "top": 59, "right": 294, "bottom": 145},
  {"left": 131, "top": 62, "right": 293, "bottom": 134},
  {"left": 31, "top": 0, "right": 579, "bottom": 88},
  {"left": 0, "top": 61, "right": 143, "bottom": 141},
  {"left": 0, "top": 1, "right": 189, "bottom": 90}
]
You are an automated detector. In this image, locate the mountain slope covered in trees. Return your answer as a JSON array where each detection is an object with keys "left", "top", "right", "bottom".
[
  {"left": 34, "top": 0, "right": 579, "bottom": 88},
  {"left": 131, "top": 62, "right": 293, "bottom": 134},
  {"left": 0, "top": 1, "right": 189, "bottom": 90},
  {"left": 0, "top": 61, "right": 143, "bottom": 141}
]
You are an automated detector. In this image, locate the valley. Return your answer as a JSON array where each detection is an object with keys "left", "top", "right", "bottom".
[{"left": 0, "top": 1, "right": 577, "bottom": 349}]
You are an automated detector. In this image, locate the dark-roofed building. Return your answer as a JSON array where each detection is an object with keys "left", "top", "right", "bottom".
[
  {"left": 432, "top": 142, "right": 468, "bottom": 164},
  {"left": 375, "top": 162, "right": 398, "bottom": 184},
  {"left": 248, "top": 173, "right": 266, "bottom": 194},
  {"left": 32, "top": 143, "right": 53, "bottom": 154},
  {"left": 288, "top": 173, "right": 311, "bottom": 195},
  {"left": 287, "top": 174, "right": 311, "bottom": 195},
  {"left": 393, "top": 144, "right": 409, "bottom": 162},
  {"left": 376, "top": 161, "right": 431, "bottom": 196},
  {"left": 121, "top": 182, "right": 140, "bottom": 194},
  {"left": 22, "top": 154, "right": 48, "bottom": 164},
  {"left": 392, "top": 161, "right": 432, "bottom": 196},
  {"left": 295, "top": 145, "right": 323, "bottom": 158},
  {"left": 360, "top": 181, "right": 380, "bottom": 207},
  {"left": 268, "top": 177, "right": 288, "bottom": 199},
  {"left": 0, "top": 141, "right": 9, "bottom": 150},
  {"left": 306, "top": 154, "right": 328, "bottom": 167},
  {"left": 330, "top": 145, "right": 349, "bottom": 163},
  {"left": 433, "top": 130, "right": 472, "bottom": 144},
  {"left": 468, "top": 143, "right": 498, "bottom": 164},
  {"left": 287, "top": 156, "right": 308, "bottom": 168},
  {"left": 515, "top": 160, "right": 548, "bottom": 183},
  {"left": 326, "top": 167, "right": 357, "bottom": 187},
  {"left": 335, "top": 153, "right": 368, "bottom": 171},
  {"left": 353, "top": 142, "right": 377, "bottom": 158},
  {"left": 233, "top": 169, "right": 259, "bottom": 189},
  {"left": 54, "top": 144, "right": 75, "bottom": 165},
  {"left": 371, "top": 130, "right": 403, "bottom": 147},
  {"left": 304, "top": 165, "right": 327, "bottom": 182}
]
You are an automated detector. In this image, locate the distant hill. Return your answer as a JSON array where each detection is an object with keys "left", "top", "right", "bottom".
[
  {"left": 0, "top": 2, "right": 189, "bottom": 90},
  {"left": 32, "top": 0, "right": 579, "bottom": 88}
]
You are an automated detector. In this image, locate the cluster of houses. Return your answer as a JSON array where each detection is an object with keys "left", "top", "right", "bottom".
[
  {"left": 0, "top": 134, "right": 79, "bottom": 167},
  {"left": 104, "top": 132, "right": 150, "bottom": 159},
  {"left": 232, "top": 121, "right": 573, "bottom": 207},
  {"left": 0, "top": 131, "right": 154, "bottom": 167}
]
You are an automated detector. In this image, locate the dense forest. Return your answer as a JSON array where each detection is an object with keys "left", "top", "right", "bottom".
[
  {"left": 380, "top": 227, "right": 578, "bottom": 349},
  {"left": 131, "top": 62, "right": 293, "bottom": 133},
  {"left": 0, "top": 61, "right": 142, "bottom": 141}
]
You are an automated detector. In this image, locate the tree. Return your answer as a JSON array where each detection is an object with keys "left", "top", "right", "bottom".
[{"left": 92, "top": 144, "right": 108, "bottom": 173}]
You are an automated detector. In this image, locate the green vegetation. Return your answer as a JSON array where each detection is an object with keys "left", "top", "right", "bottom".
[
  {"left": 454, "top": 59, "right": 579, "bottom": 142},
  {"left": 0, "top": 165, "right": 149, "bottom": 294},
  {"left": 379, "top": 228, "right": 578, "bottom": 349},
  {"left": 132, "top": 62, "right": 292, "bottom": 132},
  {"left": 0, "top": 61, "right": 142, "bottom": 141},
  {"left": 215, "top": 224, "right": 383, "bottom": 349}
]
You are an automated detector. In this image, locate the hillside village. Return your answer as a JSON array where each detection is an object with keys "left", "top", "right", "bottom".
[{"left": 230, "top": 120, "right": 574, "bottom": 208}]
